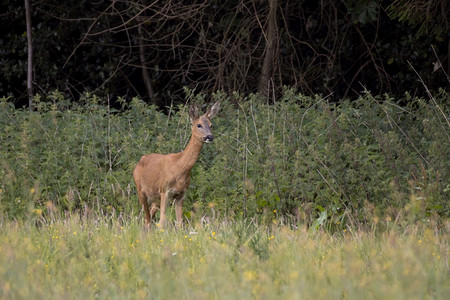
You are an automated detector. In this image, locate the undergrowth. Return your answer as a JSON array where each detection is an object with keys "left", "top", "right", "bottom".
[{"left": 0, "top": 89, "right": 448, "bottom": 229}]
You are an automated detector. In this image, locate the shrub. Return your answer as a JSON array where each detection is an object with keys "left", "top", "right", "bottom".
[{"left": 0, "top": 90, "right": 448, "bottom": 228}]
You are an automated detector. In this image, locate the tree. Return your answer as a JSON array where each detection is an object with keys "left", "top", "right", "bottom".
[
  {"left": 24, "top": 0, "right": 33, "bottom": 109},
  {"left": 258, "top": 0, "right": 278, "bottom": 95}
]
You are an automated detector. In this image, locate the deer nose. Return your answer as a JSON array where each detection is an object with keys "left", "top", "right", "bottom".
[{"left": 204, "top": 135, "right": 214, "bottom": 142}]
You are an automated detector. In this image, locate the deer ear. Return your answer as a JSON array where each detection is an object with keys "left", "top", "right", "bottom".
[
  {"left": 189, "top": 105, "right": 199, "bottom": 123},
  {"left": 206, "top": 101, "right": 220, "bottom": 119}
]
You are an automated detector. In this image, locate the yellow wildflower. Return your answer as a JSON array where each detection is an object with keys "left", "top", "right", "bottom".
[
  {"left": 243, "top": 270, "right": 257, "bottom": 281},
  {"left": 289, "top": 271, "right": 299, "bottom": 279}
]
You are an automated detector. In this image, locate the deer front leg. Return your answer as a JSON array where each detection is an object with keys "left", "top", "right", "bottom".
[
  {"left": 175, "top": 195, "right": 185, "bottom": 228},
  {"left": 159, "top": 191, "right": 169, "bottom": 227}
]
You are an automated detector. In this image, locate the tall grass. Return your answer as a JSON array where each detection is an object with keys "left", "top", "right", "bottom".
[{"left": 0, "top": 216, "right": 448, "bottom": 299}]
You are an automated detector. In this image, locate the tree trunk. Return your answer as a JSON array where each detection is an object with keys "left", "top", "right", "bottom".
[
  {"left": 138, "top": 25, "right": 155, "bottom": 100},
  {"left": 24, "top": 0, "right": 33, "bottom": 109},
  {"left": 447, "top": 39, "right": 450, "bottom": 78},
  {"left": 258, "top": 0, "right": 278, "bottom": 95}
]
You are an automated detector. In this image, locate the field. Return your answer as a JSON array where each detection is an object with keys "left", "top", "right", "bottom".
[
  {"left": 0, "top": 216, "right": 448, "bottom": 299},
  {"left": 0, "top": 91, "right": 449, "bottom": 299}
]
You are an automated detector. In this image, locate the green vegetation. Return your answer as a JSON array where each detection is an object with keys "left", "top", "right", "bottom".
[
  {"left": 1, "top": 90, "right": 448, "bottom": 227},
  {"left": 0, "top": 90, "right": 448, "bottom": 298},
  {"left": 0, "top": 217, "right": 448, "bottom": 299}
]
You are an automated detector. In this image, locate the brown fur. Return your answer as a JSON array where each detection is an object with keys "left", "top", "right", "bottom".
[{"left": 133, "top": 102, "right": 220, "bottom": 228}]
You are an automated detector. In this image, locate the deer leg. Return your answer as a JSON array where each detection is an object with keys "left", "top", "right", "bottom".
[
  {"left": 139, "top": 192, "right": 151, "bottom": 229},
  {"left": 175, "top": 195, "right": 185, "bottom": 228},
  {"left": 159, "top": 191, "right": 168, "bottom": 227},
  {"left": 150, "top": 202, "right": 158, "bottom": 219}
]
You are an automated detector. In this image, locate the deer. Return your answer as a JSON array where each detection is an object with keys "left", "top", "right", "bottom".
[{"left": 133, "top": 101, "right": 220, "bottom": 228}]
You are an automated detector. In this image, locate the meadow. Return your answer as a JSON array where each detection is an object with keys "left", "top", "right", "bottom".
[
  {"left": 0, "top": 90, "right": 449, "bottom": 299},
  {"left": 0, "top": 216, "right": 448, "bottom": 300}
]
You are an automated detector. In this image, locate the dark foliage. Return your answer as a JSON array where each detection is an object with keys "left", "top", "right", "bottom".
[{"left": 0, "top": 0, "right": 448, "bottom": 107}]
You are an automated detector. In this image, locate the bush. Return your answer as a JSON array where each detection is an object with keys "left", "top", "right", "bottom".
[{"left": 0, "top": 90, "right": 448, "bottom": 228}]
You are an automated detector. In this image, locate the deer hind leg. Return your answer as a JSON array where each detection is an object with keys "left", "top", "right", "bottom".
[
  {"left": 175, "top": 195, "right": 185, "bottom": 228},
  {"left": 138, "top": 191, "right": 151, "bottom": 228}
]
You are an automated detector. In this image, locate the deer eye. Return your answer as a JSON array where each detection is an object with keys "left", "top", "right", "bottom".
[{"left": 196, "top": 124, "right": 202, "bottom": 128}]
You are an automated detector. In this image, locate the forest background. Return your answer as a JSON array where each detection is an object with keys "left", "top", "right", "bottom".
[{"left": 1, "top": 0, "right": 449, "bottom": 107}]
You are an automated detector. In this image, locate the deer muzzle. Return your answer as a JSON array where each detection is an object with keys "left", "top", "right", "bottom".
[{"left": 203, "top": 135, "right": 214, "bottom": 143}]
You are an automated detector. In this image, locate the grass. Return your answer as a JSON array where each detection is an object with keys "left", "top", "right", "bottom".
[{"left": 0, "top": 216, "right": 448, "bottom": 299}]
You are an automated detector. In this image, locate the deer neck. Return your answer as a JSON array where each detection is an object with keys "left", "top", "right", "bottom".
[{"left": 177, "top": 134, "right": 204, "bottom": 172}]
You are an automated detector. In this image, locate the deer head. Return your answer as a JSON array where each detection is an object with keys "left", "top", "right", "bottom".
[{"left": 189, "top": 101, "right": 220, "bottom": 143}]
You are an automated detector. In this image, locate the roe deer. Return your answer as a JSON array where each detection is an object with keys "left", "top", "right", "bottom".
[{"left": 133, "top": 102, "right": 220, "bottom": 228}]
